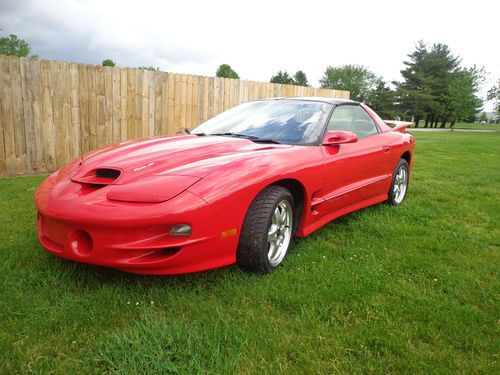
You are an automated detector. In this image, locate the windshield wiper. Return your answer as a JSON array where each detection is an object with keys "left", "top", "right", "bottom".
[
  {"left": 211, "top": 132, "right": 257, "bottom": 139},
  {"left": 211, "top": 132, "right": 282, "bottom": 144},
  {"left": 249, "top": 138, "right": 283, "bottom": 144}
]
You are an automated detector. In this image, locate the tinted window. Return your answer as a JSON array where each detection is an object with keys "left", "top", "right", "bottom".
[
  {"left": 191, "top": 100, "right": 332, "bottom": 145},
  {"left": 327, "top": 105, "right": 378, "bottom": 139}
]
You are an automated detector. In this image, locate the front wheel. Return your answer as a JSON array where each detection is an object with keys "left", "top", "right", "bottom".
[
  {"left": 388, "top": 158, "right": 409, "bottom": 205},
  {"left": 237, "top": 185, "right": 294, "bottom": 273}
]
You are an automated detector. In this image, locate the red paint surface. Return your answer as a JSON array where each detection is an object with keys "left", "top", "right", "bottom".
[{"left": 35, "top": 102, "right": 415, "bottom": 274}]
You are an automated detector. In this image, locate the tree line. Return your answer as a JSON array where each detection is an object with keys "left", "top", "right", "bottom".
[
  {"left": 1, "top": 34, "right": 498, "bottom": 125},
  {"left": 259, "top": 42, "right": 490, "bottom": 127}
]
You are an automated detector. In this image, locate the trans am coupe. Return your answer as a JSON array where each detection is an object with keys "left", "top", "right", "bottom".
[{"left": 35, "top": 97, "right": 415, "bottom": 274}]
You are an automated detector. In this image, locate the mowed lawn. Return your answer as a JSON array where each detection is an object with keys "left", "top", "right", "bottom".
[
  {"left": 0, "top": 132, "right": 498, "bottom": 374},
  {"left": 411, "top": 122, "right": 500, "bottom": 131},
  {"left": 453, "top": 123, "right": 500, "bottom": 131}
]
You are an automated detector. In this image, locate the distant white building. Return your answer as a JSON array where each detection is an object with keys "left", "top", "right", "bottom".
[{"left": 477, "top": 111, "right": 499, "bottom": 123}]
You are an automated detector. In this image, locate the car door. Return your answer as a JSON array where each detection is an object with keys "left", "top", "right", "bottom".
[{"left": 316, "top": 104, "right": 393, "bottom": 217}]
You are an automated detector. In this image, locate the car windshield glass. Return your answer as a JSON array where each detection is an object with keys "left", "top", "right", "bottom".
[{"left": 191, "top": 100, "right": 332, "bottom": 145}]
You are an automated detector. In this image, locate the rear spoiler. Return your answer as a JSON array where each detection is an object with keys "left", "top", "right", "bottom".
[{"left": 384, "top": 120, "right": 413, "bottom": 133}]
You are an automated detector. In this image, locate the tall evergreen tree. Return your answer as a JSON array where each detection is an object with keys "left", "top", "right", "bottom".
[
  {"left": 394, "top": 41, "right": 462, "bottom": 127},
  {"left": 366, "top": 81, "right": 398, "bottom": 119},
  {"left": 293, "top": 70, "right": 310, "bottom": 87},
  {"left": 447, "top": 66, "right": 485, "bottom": 127},
  {"left": 270, "top": 71, "right": 294, "bottom": 85}
]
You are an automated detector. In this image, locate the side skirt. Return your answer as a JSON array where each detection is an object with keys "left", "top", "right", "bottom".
[{"left": 296, "top": 193, "right": 388, "bottom": 237}]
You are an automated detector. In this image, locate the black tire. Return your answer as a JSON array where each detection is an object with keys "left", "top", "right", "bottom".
[
  {"left": 236, "top": 185, "right": 295, "bottom": 273},
  {"left": 387, "top": 158, "right": 409, "bottom": 206}
]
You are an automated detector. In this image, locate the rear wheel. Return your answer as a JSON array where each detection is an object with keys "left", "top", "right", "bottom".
[
  {"left": 237, "top": 185, "right": 294, "bottom": 273},
  {"left": 388, "top": 159, "right": 409, "bottom": 205}
]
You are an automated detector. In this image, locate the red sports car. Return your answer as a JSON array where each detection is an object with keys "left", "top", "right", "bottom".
[{"left": 35, "top": 97, "right": 415, "bottom": 274}]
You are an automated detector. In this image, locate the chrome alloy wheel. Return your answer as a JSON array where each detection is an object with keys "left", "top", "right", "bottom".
[
  {"left": 267, "top": 200, "right": 293, "bottom": 266},
  {"left": 393, "top": 165, "right": 408, "bottom": 204}
]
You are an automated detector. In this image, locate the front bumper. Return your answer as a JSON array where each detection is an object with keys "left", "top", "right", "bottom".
[{"left": 35, "top": 176, "right": 239, "bottom": 274}]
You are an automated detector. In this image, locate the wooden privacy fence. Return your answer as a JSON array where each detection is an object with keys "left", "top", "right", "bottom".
[{"left": 0, "top": 56, "right": 349, "bottom": 176}]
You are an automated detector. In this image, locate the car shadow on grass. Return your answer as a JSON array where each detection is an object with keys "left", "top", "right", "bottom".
[{"left": 39, "top": 201, "right": 394, "bottom": 293}]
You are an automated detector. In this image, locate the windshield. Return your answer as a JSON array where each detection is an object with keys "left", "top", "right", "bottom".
[{"left": 191, "top": 100, "right": 333, "bottom": 145}]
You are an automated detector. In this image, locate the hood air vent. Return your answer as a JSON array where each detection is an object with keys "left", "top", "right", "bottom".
[
  {"left": 95, "top": 168, "right": 121, "bottom": 180},
  {"left": 72, "top": 168, "right": 122, "bottom": 186}
]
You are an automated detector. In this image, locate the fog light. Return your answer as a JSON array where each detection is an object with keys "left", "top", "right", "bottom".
[{"left": 169, "top": 224, "right": 192, "bottom": 236}]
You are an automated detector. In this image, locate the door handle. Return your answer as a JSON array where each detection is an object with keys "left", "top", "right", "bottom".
[{"left": 382, "top": 145, "right": 391, "bottom": 153}]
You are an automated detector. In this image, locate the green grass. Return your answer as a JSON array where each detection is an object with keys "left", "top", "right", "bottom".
[
  {"left": 1, "top": 132, "right": 499, "bottom": 374},
  {"left": 453, "top": 122, "right": 500, "bottom": 130},
  {"left": 411, "top": 122, "right": 500, "bottom": 131}
]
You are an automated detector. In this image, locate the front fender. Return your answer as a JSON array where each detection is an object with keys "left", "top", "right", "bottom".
[{"left": 188, "top": 146, "right": 325, "bottom": 220}]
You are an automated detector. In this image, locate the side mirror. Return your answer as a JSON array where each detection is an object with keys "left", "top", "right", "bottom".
[{"left": 322, "top": 131, "right": 358, "bottom": 146}]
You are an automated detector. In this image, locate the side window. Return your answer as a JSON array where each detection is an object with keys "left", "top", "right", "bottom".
[{"left": 328, "top": 105, "right": 379, "bottom": 139}]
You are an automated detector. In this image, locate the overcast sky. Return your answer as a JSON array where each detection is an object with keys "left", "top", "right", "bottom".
[{"left": 1, "top": 0, "right": 498, "bottom": 109}]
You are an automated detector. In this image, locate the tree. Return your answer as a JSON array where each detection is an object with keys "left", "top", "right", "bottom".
[
  {"left": 0, "top": 34, "right": 33, "bottom": 57},
  {"left": 366, "top": 81, "right": 398, "bottom": 119},
  {"left": 393, "top": 41, "right": 462, "bottom": 127},
  {"left": 319, "top": 64, "right": 381, "bottom": 102},
  {"left": 447, "top": 66, "right": 485, "bottom": 127},
  {"left": 270, "top": 71, "right": 294, "bottom": 85},
  {"left": 216, "top": 64, "right": 239, "bottom": 79},
  {"left": 393, "top": 41, "right": 436, "bottom": 125},
  {"left": 487, "top": 78, "right": 500, "bottom": 118},
  {"left": 293, "top": 70, "right": 310, "bottom": 87},
  {"left": 102, "top": 59, "right": 116, "bottom": 67},
  {"left": 138, "top": 66, "right": 160, "bottom": 71}
]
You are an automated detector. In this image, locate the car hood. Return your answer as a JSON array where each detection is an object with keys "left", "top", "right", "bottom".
[{"left": 71, "top": 135, "right": 292, "bottom": 184}]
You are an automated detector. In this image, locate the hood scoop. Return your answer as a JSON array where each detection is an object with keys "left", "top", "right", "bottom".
[{"left": 72, "top": 168, "right": 122, "bottom": 186}]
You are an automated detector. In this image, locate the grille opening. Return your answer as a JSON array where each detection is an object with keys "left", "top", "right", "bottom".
[
  {"left": 135, "top": 247, "right": 181, "bottom": 262},
  {"left": 95, "top": 168, "right": 121, "bottom": 180}
]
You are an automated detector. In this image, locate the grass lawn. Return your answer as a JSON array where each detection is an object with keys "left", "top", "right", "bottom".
[
  {"left": 454, "top": 123, "right": 500, "bottom": 131},
  {"left": 1, "top": 132, "right": 499, "bottom": 374},
  {"left": 411, "top": 122, "right": 500, "bottom": 131}
]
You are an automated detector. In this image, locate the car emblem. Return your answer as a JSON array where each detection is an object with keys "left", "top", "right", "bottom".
[{"left": 133, "top": 162, "right": 155, "bottom": 172}]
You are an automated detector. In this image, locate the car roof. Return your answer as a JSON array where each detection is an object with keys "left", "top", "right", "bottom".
[{"left": 254, "top": 96, "right": 358, "bottom": 105}]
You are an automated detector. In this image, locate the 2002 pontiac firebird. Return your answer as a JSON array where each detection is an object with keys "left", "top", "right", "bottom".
[{"left": 35, "top": 97, "right": 415, "bottom": 274}]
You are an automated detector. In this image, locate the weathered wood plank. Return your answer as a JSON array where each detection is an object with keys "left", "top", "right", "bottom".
[
  {"left": 50, "top": 61, "right": 68, "bottom": 169},
  {"left": 160, "top": 72, "right": 169, "bottom": 135},
  {"left": 140, "top": 70, "right": 150, "bottom": 138},
  {"left": 95, "top": 65, "right": 106, "bottom": 148},
  {"left": 0, "top": 57, "right": 13, "bottom": 174},
  {"left": 87, "top": 64, "right": 98, "bottom": 151},
  {"left": 61, "top": 62, "right": 73, "bottom": 162},
  {"left": 104, "top": 66, "right": 113, "bottom": 145},
  {"left": 27, "top": 58, "right": 44, "bottom": 172},
  {"left": 40, "top": 60, "right": 55, "bottom": 170},
  {"left": 147, "top": 71, "right": 155, "bottom": 136},
  {"left": 78, "top": 64, "right": 90, "bottom": 154},
  {"left": 167, "top": 73, "right": 175, "bottom": 135},
  {"left": 20, "top": 58, "right": 35, "bottom": 173},
  {"left": 69, "top": 63, "right": 80, "bottom": 160},
  {"left": 126, "top": 68, "right": 136, "bottom": 140},
  {"left": 112, "top": 67, "right": 121, "bottom": 142},
  {"left": 186, "top": 74, "right": 193, "bottom": 130},
  {"left": 119, "top": 69, "right": 127, "bottom": 141},
  {"left": 9, "top": 57, "right": 27, "bottom": 173}
]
